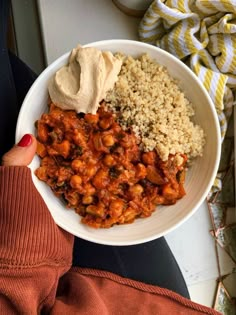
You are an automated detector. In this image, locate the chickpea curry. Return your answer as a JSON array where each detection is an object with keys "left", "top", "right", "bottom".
[{"left": 35, "top": 102, "right": 187, "bottom": 228}]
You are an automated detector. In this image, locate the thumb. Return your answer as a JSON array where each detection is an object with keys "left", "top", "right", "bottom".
[{"left": 2, "top": 134, "right": 37, "bottom": 166}]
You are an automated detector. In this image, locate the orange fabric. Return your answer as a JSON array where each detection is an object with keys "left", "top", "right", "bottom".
[{"left": 0, "top": 166, "right": 221, "bottom": 315}]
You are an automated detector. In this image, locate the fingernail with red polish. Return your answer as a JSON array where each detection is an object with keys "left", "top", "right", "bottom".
[{"left": 17, "top": 134, "right": 32, "bottom": 147}]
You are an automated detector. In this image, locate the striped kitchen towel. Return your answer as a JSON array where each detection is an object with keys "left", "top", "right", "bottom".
[{"left": 139, "top": 0, "right": 236, "bottom": 192}]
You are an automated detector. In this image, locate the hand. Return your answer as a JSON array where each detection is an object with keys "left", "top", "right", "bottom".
[{"left": 2, "top": 134, "right": 37, "bottom": 166}]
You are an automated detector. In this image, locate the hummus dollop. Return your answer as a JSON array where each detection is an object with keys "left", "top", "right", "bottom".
[{"left": 48, "top": 45, "right": 122, "bottom": 114}]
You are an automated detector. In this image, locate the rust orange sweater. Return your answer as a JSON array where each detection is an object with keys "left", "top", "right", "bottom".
[{"left": 0, "top": 166, "right": 221, "bottom": 315}]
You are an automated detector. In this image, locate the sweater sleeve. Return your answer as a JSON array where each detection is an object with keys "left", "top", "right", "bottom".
[
  {"left": 0, "top": 166, "right": 74, "bottom": 314},
  {"left": 0, "top": 166, "right": 222, "bottom": 315}
]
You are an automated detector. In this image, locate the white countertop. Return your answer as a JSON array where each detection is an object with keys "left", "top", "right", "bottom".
[
  {"left": 38, "top": 0, "right": 140, "bottom": 65},
  {"left": 37, "top": 0, "right": 234, "bottom": 306}
]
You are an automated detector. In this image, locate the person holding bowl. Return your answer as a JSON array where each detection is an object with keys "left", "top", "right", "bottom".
[
  {"left": 0, "top": 0, "right": 220, "bottom": 313},
  {"left": 0, "top": 136, "right": 220, "bottom": 314}
]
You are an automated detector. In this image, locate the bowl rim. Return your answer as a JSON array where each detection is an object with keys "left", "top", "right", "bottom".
[{"left": 15, "top": 39, "right": 222, "bottom": 245}]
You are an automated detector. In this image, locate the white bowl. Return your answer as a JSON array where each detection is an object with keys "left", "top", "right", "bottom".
[{"left": 16, "top": 40, "right": 221, "bottom": 245}]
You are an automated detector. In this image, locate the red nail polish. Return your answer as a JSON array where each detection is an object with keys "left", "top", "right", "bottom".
[{"left": 17, "top": 134, "right": 32, "bottom": 147}]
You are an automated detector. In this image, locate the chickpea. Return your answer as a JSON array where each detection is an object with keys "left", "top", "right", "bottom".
[
  {"left": 120, "top": 134, "right": 135, "bottom": 148},
  {"left": 102, "top": 134, "right": 115, "bottom": 147},
  {"left": 129, "top": 184, "right": 144, "bottom": 196},
  {"left": 57, "top": 167, "right": 72, "bottom": 182},
  {"left": 66, "top": 192, "right": 80, "bottom": 206},
  {"left": 71, "top": 159, "right": 84, "bottom": 172},
  {"left": 70, "top": 175, "right": 82, "bottom": 189},
  {"left": 92, "top": 169, "right": 109, "bottom": 189},
  {"left": 82, "top": 195, "right": 93, "bottom": 205},
  {"left": 41, "top": 156, "right": 55, "bottom": 167},
  {"left": 123, "top": 207, "right": 136, "bottom": 222},
  {"left": 85, "top": 165, "right": 97, "bottom": 177},
  {"left": 35, "top": 166, "right": 48, "bottom": 181},
  {"left": 85, "top": 205, "right": 97, "bottom": 216},
  {"left": 99, "top": 118, "right": 112, "bottom": 130},
  {"left": 47, "top": 166, "right": 59, "bottom": 178},
  {"left": 109, "top": 199, "right": 124, "bottom": 217},
  {"left": 83, "top": 183, "right": 96, "bottom": 195},
  {"left": 154, "top": 195, "right": 165, "bottom": 205},
  {"left": 86, "top": 203, "right": 105, "bottom": 218},
  {"left": 103, "top": 154, "right": 115, "bottom": 166},
  {"left": 87, "top": 158, "right": 97, "bottom": 166},
  {"left": 85, "top": 113, "right": 99, "bottom": 124}
]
